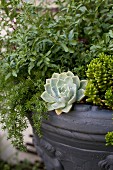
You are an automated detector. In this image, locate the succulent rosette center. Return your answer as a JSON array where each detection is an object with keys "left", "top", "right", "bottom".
[{"left": 41, "top": 71, "right": 87, "bottom": 115}]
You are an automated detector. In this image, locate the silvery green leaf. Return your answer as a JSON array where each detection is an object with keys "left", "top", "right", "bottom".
[
  {"left": 80, "top": 80, "right": 87, "bottom": 89},
  {"left": 60, "top": 89, "right": 69, "bottom": 98},
  {"left": 50, "top": 78, "right": 59, "bottom": 97},
  {"left": 67, "top": 89, "right": 73, "bottom": 99},
  {"left": 72, "top": 76, "right": 80, "bottom": 88},
  {"left": 59, "top": 73, "right": 67, "bottom": 80},
  {"left": 62, "top": 104, "right": 72, "bottom": 113},
  {"left": 52, "top": 73, "right": 60, "bottom": 78},
  {"left": 58, "top": 97, "right": 66, "bottom": 103},
  {"left": 58, "top": 84, "right": 69, "bottom": 98},
  {"left": 70, "top": 84, "right": 77, "bottom": 93},
  {"left": 68, "top": 89, "right": 77, "bottom": 105},
  {"left": 77, "top": 89, "right": 85, "bottom": 101},
  {"left": 46, "top": 79, "right": 51, "bottom": 83},
  {"left": 48, "top": 104, "right": 54, "bottom": 111},
  {"left": 41, "top": 91, "right": 56, "bottom": 103},
  {"left": 66, "top": 71, "right": 74, "bottom": 77},
  {"left": 44, "top": 83, "right": 53, "bottom": 96},
  {"left": 68, "top": 85, "right": 77, "bottom": 105},
  {"left": 64, "top": 76, "right": 73, "bottom": 86},
  {"left": 57, "top": 79, "right": 65, "bottom": 87},
  {"left": 51, "top": 78, "right": 58, "bottom": 87},
  {"left": 51, "top": 102, "right": 65, "bottom": 110}
]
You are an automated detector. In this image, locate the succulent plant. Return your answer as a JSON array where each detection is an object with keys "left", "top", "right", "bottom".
[
  {"left": 41, "top": 71, "right": 87, "bottom": 115},
  {"left": 85, "top": 53, "right": 113, "bottom": 108}
]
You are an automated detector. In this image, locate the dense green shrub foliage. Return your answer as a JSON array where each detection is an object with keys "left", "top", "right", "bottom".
[
  {"left": 1, "top": 0, "right": 113, "bottom": 148},
  {"left": 85, "top": 53, "right": 113, "bottom": 145},
  {"left": 105, "top": 132, "right": 113, "bottom": 146},
  {"left": 85, "top": 53, "right": 113, "bottom": 108}
]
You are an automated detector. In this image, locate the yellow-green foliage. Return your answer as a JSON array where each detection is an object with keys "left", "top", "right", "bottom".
[
  {"left": 85, "top": 53, "right": 113, "bottom": 109},
  {"left": 105, "top": 131, "right": 113, "bottom": 146}
]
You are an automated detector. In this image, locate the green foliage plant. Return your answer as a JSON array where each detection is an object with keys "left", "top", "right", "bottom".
[
  {"left": 41, "top": 71, "right": 87, "bottom": 115},
  {"left": 85, "top": 53, "right": 113, "bottom": 146},
  {"left": 0, "top": 159, "right": 45, "bottom": 170},
  {"left": 1, "top": 0, "right": 113, "bottom": 149}
]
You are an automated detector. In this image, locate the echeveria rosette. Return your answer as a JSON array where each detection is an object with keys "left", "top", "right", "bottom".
[{"left": 41, "top": 71, "right": 87, "bottom": 115}]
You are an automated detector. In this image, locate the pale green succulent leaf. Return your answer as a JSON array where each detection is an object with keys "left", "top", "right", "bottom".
[
  {"left": 77, "top": 89, "right": 85, "bottom": 101},
  {"left": 66, "top": 71, "right": 74, "bottom": 77},
  {"left": 62, "top": 104, "right": 72, "bottom": 113},
  {"left": 80, "top": 80, "right": 88, "bottom": 90},
  {"left": 46, "top": 79, "right": 51, "bottom": 84},
  {"left": 41, "top": 91, "right": 56, "bottom": 103},
  {"left": 57, "top": 79, "right": 65, "bottom": 88},
  {"left": 44, "top": 83, "right": 53, "bottom": 96},
  {"left": 52, "top": 73, "right": 60, "bottom": 78},
  {"left": 68, "top": 85, "right": 77, "bottom": 105},
  {"left": 59, "top": 73, "right": 67, "bottom": 80},
  {"left": 67, "top": 89, "right": 73, "bottom": 99},
  {"left": 58, "top": 97, "right": 66, "bottom": 103},
  {"left": 48, "top": 104, "right": 54, "bottom": 111},
  {"left": 64, "top": 76, "right": 73, "bottom": 86},
  {"left": 51, "top": 102, "right": 65, "bottom": 110},
  {"left": 72, "top": 76, "right": 80, "bottom": 88},
  {"left": 50, "top": 78, "right": 59, "bottom": 97}
]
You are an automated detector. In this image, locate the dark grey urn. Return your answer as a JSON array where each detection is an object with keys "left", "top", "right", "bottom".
[{"left": 29, "top": 104, "right": 113, "bottom": 170}]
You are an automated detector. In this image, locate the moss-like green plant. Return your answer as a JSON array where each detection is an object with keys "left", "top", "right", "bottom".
[
  {"left": 41, "top": 71, "right": 87, "bottom": 115},
  {"left": 85, "top": 53, "right": 113, "bottom": 108},
  {"left": 85, "top": 53, "right": 113, "bottom": 145},
  {"left": 105, "top": 132, "right": 113, "bottom": 146}
]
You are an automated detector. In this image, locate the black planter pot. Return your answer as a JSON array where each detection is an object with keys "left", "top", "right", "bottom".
[{"left": 28, "top": 104, "right": 113, "bottom": 170}]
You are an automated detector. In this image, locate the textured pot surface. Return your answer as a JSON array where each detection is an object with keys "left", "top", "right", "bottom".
[{"left": 29, "top": 104, "right": 113, "bottom": 170}]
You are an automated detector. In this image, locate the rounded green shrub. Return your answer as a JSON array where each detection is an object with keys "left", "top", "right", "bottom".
[
  {"left": 85, "top": 53, "right": 113, "bottom": 109},
  {"left": 85, "top": 53, "right": 113, "bottom": 146}
]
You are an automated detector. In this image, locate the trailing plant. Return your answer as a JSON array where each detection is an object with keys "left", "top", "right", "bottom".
[
  {"left": 41, "top": 71, "right": 87, "bottom": 115},
  {"left": 85, "top": 53, "right": 113, "bottom": 145}
]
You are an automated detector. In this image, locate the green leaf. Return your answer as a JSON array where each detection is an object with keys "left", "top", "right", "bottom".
[
  {"left": 69, "top": 40, "right": 77, "bottom": 45},
  {"left": 68, "top": 29, "right": 74, "bottom": 40},
  {"left": 12, "top": 70, "right": 17, "bottom": 77},
  {"left": 28, "top": 61, "right": 34, "bottom": 74},
  {"left": 109, "top": 30, "right": 113, "bottom": 38},
  {"left": 79, "top": 6, "right": 87, "bottom": 13},
  {"left": 68, "top": 47, "right": 74, "bottom": 53},
  {"left": 45, "top": 50, "right": 51, "bottom": 56},
  {"left": 5, "top": 73, "right": 11, "bottom": 80},
  {"left": 60, "top": 43, "right": 69, "bottom": 52}
]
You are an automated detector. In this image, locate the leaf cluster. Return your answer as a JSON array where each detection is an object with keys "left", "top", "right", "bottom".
[
  {"left": 85, "top": 53, "right": 113, "bottom": 146},
  {"left": 105, "top": 131, "right": 113, "bottom": 146},
  {"left": 85, "top": 53, "right": 113, "bottom": 108}
]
